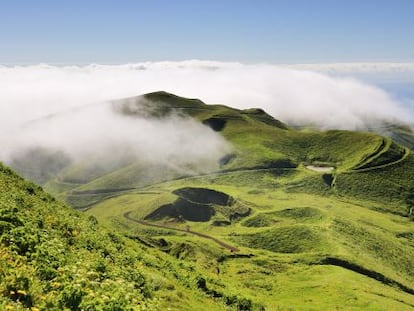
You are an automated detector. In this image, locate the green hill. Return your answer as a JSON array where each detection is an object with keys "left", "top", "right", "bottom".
[
  {"left": 5, "top": 91, "right": 414, "bottom": 310},
  {"left": 12, "top": 91, "right": 411, "bottom": 211},
  {"left": 0, "top": 163, "right": 255, "bottom": 310}
]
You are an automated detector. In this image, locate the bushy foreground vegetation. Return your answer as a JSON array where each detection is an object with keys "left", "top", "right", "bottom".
[{"left": 0, "top": 164, "right": 157, "bottom": 310}]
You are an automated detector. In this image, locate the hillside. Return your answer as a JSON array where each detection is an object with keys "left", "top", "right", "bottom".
[
  {"left": 10, "top": 91, "right": 413, "bottom": 211},
  {"left": 86, "top": 158, "right": 414, "bottom": 309},
  {"left": 4, "top": 91, "right": 414, "bottom": 310},
  {"left": 0, "top": 163, "right": 151, "bottom": 309},
  {"left": 0, "top": 163, "right": 243, "bottom": 310}
]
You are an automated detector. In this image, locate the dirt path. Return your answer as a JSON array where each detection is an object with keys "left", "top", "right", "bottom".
[
  {"left": 71, "top": 166, "right": 294, "bottom": 197},
  {"left": 349, "top": 146, "right": 410, "bottom": 173},
  {"left": 123, "top": 211, "right": 240, "bottom": 252}
]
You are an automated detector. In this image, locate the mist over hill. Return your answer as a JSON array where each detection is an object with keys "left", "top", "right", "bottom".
[
  {"left": 1, "top": 61, "right": 414, "bottom": 184},
  {"left": 1, "top": 61, "right": 413, "bottom": 132},
  {"left": 3, "top": 98, "right": 231, "bottom": 177},
  {"left": 3, "top": 0, "right": 414, "bottom": 308}
]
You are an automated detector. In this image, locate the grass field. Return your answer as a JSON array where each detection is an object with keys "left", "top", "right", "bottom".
[
  {"left": 23, "top": 91, "right": 400, "bottom": 209},
  {"left": 86, "top": 163, "right": 414, "bottom": 309}
]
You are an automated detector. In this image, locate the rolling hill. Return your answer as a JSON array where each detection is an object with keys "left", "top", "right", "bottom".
[
  {"left": 11, "top": 91, "right": 414, "bottom": 210},
  {"left": 0, "top": 163, "right": 254, "bottom": 310},
  {"left": 4, "top": 91, "right": 414, "bottom": 310}
]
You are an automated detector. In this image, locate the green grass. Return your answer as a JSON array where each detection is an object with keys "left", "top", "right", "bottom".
[
  {"left": 0, "top": 164, "right": 154, "bottom": 310},
  {"left": 0, "top": 163, "right": 237, "bottom": 310},
  {"left": 335, "top": 153, "right": 414, "bottom": 212},
  {"left": 232, "top": 225, "right": 329, "bottom": 253},
  {"left": 14, "top": 91, "right": 398, "bottom": 210},
  {"left": 5, "top": 91, "right": 414, "bottom": 310},
  {"left": 86, "top": 165, "right": 414, "bottom": 309},
  {"left": 243, "top": 207, "right": 324, "bottom": 227}
]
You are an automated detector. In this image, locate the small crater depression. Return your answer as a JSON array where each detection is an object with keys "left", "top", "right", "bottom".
[
  {"left": 173, "top": 187, "right": 234, "bottom": 206},
  {"left": 145, "top": 187, "right": 251, "bottom": 223},
  {"left": 144, "top": 198, "right": 216, "bottom": 222},
  {"left": 202, "top": 117, "right": 227, "bottom": 131}
]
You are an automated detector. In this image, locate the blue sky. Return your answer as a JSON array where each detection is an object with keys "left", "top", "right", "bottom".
[{"left": 1, "top": 0, "right": 413, "bottom": 64}]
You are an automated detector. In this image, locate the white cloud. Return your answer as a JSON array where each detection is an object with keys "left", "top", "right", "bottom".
[
  {"left": 285, "top": 62, "right": 414, "bottom": 74},
  {"left": 0, "top": 61, "right": 413, "bottom": 171}
]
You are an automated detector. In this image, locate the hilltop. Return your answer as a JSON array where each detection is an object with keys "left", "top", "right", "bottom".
[{"left": 11, "top": 91, "right": 414, "bottom": 212}]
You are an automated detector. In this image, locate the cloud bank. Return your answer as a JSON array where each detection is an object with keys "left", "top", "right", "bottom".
[
  {"left": 0, "top": 61, "right": 413, "bottom": 175},
  {"left": 3, "top": 103, "right": 231, "bottom": 172},
  {"left": 2, "top": 61, "right": 412, "bottom": 130},
  {"left": 287, "top": 62, "right": 414, "bottom": 74}
]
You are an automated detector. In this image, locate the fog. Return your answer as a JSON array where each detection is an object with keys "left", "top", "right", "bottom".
[
  {"left": 2, "top": 61, "right": 412, "bottom": 130},
  {"left": 0, "top": 61, "right": 413, "bottom": 176},
  {"left": 3, "top": 102, "right": 232, "bottom": 172}
]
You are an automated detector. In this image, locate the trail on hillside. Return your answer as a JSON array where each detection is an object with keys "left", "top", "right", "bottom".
[
  {"left": 350, "top": 142, "right": 410, "bottom": 172},
  {"left": 68, "top": 145, "right": 412, "bottom": 210},
  {"left": 123, "top": 211, "right": 240, "bottom": 252},
  {"left": 68, "top": 166, "right": 294, "bottom": 197},
  {"left": 66, "top": 166, "right": 294, "bottom": 210}
]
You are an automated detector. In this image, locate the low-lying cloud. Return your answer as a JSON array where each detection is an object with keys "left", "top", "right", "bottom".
[
  {"left": 2, "top": 61, "right": 412, "bottom": 129},
  {"left": 0, "top": 61, "right": 413, "bottom": 176},
  {"left": 3, "top": 103, "right": 231, "bottom": 170}
]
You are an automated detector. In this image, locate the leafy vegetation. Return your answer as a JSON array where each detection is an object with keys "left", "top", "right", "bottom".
[
  {"left": 0, "top": 164, "right": 235, "bottom": 310},
  {"left": 0, "top": 164, "right": 157, "bottom": 310}
]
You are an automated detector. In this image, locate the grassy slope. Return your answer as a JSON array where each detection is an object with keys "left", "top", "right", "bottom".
[
  {"left": 0, "top": 163, "right": 235, "bottom": 311},
  {"left": 43, "top": 91, "right": 395, "bottom": 209},
  {"left": 88, "top": 170, "right": 414, "bottom": 310},
  {"left": 370, "top": 123, "right": 414, "bottom": 150},
  {"left": 6, "top": 91, "right": 414, "bottom": 310},
  {"left": 84, "top": 92, "right": 414, "bottom": 310}
]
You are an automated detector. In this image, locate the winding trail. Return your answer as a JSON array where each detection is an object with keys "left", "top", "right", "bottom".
[
  {"left": 123, "top": 211, "right": 240, "bottom": 252},
  {"left": 71, "top": 146, "right": 412, "bottom": 210},
  {"left": 347, "top": 146, "right": 410, "bottom": 173},
  {"left": 70, "top": 166, "right": 294, "bottom": 196}
]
